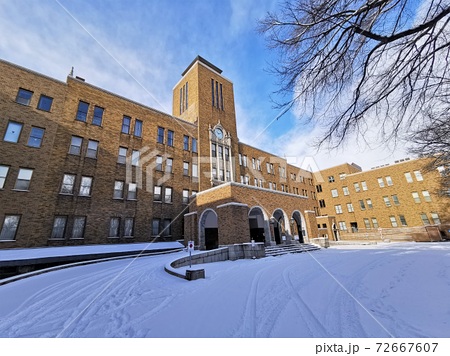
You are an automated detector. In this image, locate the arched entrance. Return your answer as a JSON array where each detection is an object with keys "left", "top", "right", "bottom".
[
  {"left": 332, "top": 223, "right": 340, "bottom": 241},
  {"left": 273, "top": 209, "right": 288, "bottom": 244},
  {"left": 292, "top": 211, "right": 306, "bottom": 243},
  {"left": 199, "top": 209, "right": 218, "bottom": 250},
  {"left": 248, "top": 207, "right": 267, "bottom": 243}
]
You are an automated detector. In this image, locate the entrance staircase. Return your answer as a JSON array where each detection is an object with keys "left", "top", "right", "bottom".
[{"left": 265, "top": 243, "right": 320, "bottom": 257}]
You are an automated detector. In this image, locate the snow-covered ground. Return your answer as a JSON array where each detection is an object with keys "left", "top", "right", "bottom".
[{"left": 0, "top": 242, "right": 449, "bottom": 338}]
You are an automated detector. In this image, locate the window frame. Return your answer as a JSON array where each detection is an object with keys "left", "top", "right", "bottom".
[
  {"left": 14, "top": 168, "right": 33, "bottom": 191},
  {"left": 167, "top": 130, "right": 174, "bottom": 147},
  {"left": 3, "top": 121, "right": 23, "bottom": 143},
  {"left": 0, "top": 215, "right": 21, "bottom": 241},
  {"left": 79, "top": 176, "right": 93, "bottom": 197},
  {"left": 16, "top": 88, "right": 33, "bottom": 106},
  {"left": 76, "top": 101, "right": 89, "bottom": 122},
  {"left": 134, "top": 119, "right": 143, "bottom": 137},
  {"left": 164, "top": 187, "right": 173, "bottom": 203},
  {"left": 60, "top": 173, "right": 76, "bottom": 194},
  {"left": 121, "top": 115, "right": 131, "bottom": 134},
  {"left": 92, "top": 106, "right": 104, "bottom": 126},
  {"left": 71, "top": 216, "right": 86, "bottom": 239},
  {"left": 0, "top": 165, "right": 10, "bottom": 189},
  {"left": 113, "top": 180, "right": 124, "bottom": 199},
  {"left": 69, "top": 136, "right": 83, "bottom": 155},
  {"left": 86, "top": 140, "right": 99, "bottom": 159},
  {"left": 27, "top": 127, "right": 45, "bottom": 148},
  {"left": 37, "top": 94, "right": 53, "bottom": 112},
  {"left": 51, "top": 216, "right": 67, "bottom": 239}
]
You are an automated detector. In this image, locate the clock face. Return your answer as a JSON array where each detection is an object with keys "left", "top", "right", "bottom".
[{"left": 215, "top": 128, "right": 223, "bottom": 139}]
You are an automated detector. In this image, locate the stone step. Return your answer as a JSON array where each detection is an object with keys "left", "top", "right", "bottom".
[{"left": 265, "top": 243, "right": 320, "bottom": 257}]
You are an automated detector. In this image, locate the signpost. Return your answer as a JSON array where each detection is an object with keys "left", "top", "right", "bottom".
[{"left": 187, "top": 240, "right": 194, "bottom": 268}]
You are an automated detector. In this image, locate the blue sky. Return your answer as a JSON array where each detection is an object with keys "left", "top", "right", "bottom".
[{"left": 0, "top": 0, "right": 411, "bottom": 171}]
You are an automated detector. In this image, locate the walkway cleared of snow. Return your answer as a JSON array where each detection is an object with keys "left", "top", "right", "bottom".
[{"left": 0, "top": 242, "right": 449, "bottom": 337}]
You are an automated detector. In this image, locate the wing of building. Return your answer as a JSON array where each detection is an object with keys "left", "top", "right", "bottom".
[{"left": 0, "top": 56, "right": 448, "bottom": 249}]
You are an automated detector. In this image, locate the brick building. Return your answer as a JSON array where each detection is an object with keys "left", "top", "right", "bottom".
[{"left": 0, "top": 56, "right": 320, "bottom": 249}]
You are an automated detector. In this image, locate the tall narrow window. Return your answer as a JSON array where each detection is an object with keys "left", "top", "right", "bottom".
[
  {"left": 390, "top": 216, "right": 398, "bottom": 227},
  {"left": 182, "top": 189, "right": 189, "bottom": 204},
  {"left": 361, "top": 181, "right": 368, "bottom": 191},
  {"left": 354, "top": 182, "right": 360, "bottom": 192},
  {"left": 152, "top": 219, "right": 160, "bottom": 236},
  {"left": 242, "top": 155, "right": 247, "bottom": 167},
  {"left": 157, "top": 127, "right": 165, "bottom": 144},
  {"left": 134, "top": 119, "right": 143, "bottom": 137},
  {"left": 162, "top": 219, "right": 172, "bottom": 236},
  {"left": 412, "top": 192, "right": 421, "bottom": 203},
  {"left": 118, "top": 147, "right": 127, "bottom": 164},
  {"left": 211, "top": 143, "right": 217, "bottom": 158},
  {"left": 72, "top": 217, "right": 86, "bottom": 239},
  {"left": 180, "top": 87, "right": 183, "bottom": 115},
  {"left": 156, "top": 156, "right": 163, "bottom": 171},
  {"left": 16, "top": 88, "right": 33, "bottom": 105},
  {"left": 383, "top": 196, "right": 391, "bottom": 207},
  {"left": 37, "top": 95, "right": 53, "bottom": 111},
  {"left": 404, "top": 172, "right": 413, "bottom": 183},
  {"left": 185, "top": 82, "right": 188, "bottom": 110},
  {"left": 92, "top": 106, "right": 104, "bottom": 126},
  {"left": 366, "top": 199, "right": 373, "bottom": 208},
  {"left": 153, "top": 186, "right": 162, "bottom": 201},
  {"left": 86, "top": 140, "right": 99, "bottom": 159},
  {"left": 371, "top": 218, "right": 379, "bottom": 229},
  {"left": 124, "top": 218, "right": 134, "bottom": 237},
  {"left": 183, "top": 162, "right": 189, "bottom": 176},
  {"left": 109, "top": 218, "right": 120, "bottom": 237},
  {"left": 359, "top": 200, "right": 366, "bottom": 210},
  {"left": 113, "top": 181, "right": 124, "bottom": 199},
  {"left": 399, "top": 215, "right": 407, "bottom": 226},
  {"left": 385, "top": 176, "right": 393, "bottom": 186},
  {"left": 0, "top": 215, "right": 21, "bottom": 241},
  {"left": 331, "top": 189, "right": 338, "bottom": 197},
  {"left": 430, "top": 212, "right": 441, "bottom": 224},
  {"left": 14, "top": 168, "right": 33, "bottom": 190},
  {"left": 391, "top": 195, "right": 400, "bottom": 205},
  {"left": 378, "top": 177, "right": 385, "bottom": 188},
  {"left": 183, "top": 135, "right": 189, "bottom": 150},
  {"left": 27, "top": 127, "right": 45, "bottom": 148},
  {"left": 211, "top": 79, "right": 215, "bottom": 106},
  {"left": 76, "top": 101, "right": 89, "bottom": 122},
  {"left": 335, "top": 205, "right": 343, "bottom": 214},
  {"left": 131, "top": 150, "right": 139, "bottom": 166},
  {"left": 215, "top": 81, "right": 219, "bottom": 108},
  {"left": 127, "top": 183, "right": 137, "bottom": 200},
  {"left": 79, "top": 176, "right": 93, "bottom": 196},
  {"left": 422, "top": 190, "right": 432, "bottom": 202},
  {"left": 343, "top": 186, "right": 349, "bottom": 196},
  {"left": 420, "top": 213, "right": 430, "bottom": 225},
  {"left": 192, "top": 164, "right": 198, "bottom": 178},
  {"left": 51, "top": 216, "right": 67, "bottom": 239},
  {"left": 164, "top": 187, "right": 173, "bottom": 203},
  {"left": 347, "top": 203, "right": 354, "bottom": 212},
  {"left": 414, "top": 171, "right": 423, "bottom": 181},
  {"left": 69, "top": 136, "right": 82, "bottom": 155},
  {"left": 60, "top": 174, "right": 76, "bottom": 194},
  {"left": 0, "top": 166, "right": 9, "bottom": 189},
  {"left": 3, "top": 121, "right": 23, "bottom": 143},
  {"left": 363, "top": 218, "right": 371, "bottom": 229},
  {"left": 219, "top": 83, "right": 223, "bottom": 110},
  {"left": 192, "top": 138, "right": 197, "bottom": 153},
  {"left": 165, "top": 158, "right": 173, "bottom": 173},
  {"left": 122, "top": 116, "right": 131, "bottom": 134},
  {"left": 167, "top": 130, "right": 174, "bottom": 146}
]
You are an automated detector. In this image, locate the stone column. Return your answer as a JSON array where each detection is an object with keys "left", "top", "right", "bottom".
[{"left": 217, "top": 202, "right": 249, "bottom": 245}]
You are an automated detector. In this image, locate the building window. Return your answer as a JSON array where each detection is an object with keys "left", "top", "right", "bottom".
[
  {"left": 338, "top": 221, "right": 347, "bottom": 231},
  {"left": 257, "top": 159, "right": 261, "bottom": 171},
  {"left": 343, "top": 186, "right": 349, "bottom": 196},
  {"left": 422, "top": 190, "right": 432, "bottom": 202},
  {"left": 366, "top": 199, "right": 373, "bottom": 209},
  {"left": 331, "top": 189, "right": 338, "bottom": 197},
  {"left": 154, "top": 186, "right": 162, "bottom": 201},
  {"left": 252, "top": 158, "right": 256, "bottom": 170},
  {"left": 0, "top": 215, "right": 20, "bottom": 241},
  {"left": 76, "top": 101, "right": 89, "bottom": 122},
  {"left": 225, "top": 147, "right": 230, "bottom": 161},
  {"left": 131, "top": 150, "right": 139, "bottom": 167},
  {"left": 361, "top": 181, "right": 368, "bottom": 191},
  {"left": 69, "top": 136, "right": 82, "bottom": 155},
  {"left": 328, "top": 176, "right": 335, "bottom": 183},
  {"left": 390, "top": 216, "right": 398, "bottom": 227},
  {"left": 109, "top": 218, "right": 120, "bottom": 237},
  {"left": 167, "top": 130, "right": 174, "bottom": 147},
  {"left": 430, "top": 212, "right": 441, "bottom": 224},
  {"left": 184, "top": 135, "right": 189, "bottom": 150},
  {"left": 127, "top": 183, "right": 137, "bottom": 200},
  {"left": 383, "top": 196, "right": 391, "bottom": 207},
  {"left": 164, "top": 187, "right": 173, "bottom": 203},
  {"left": 113, "top": 181, "right": 124, "bottom": 199},
  {"left": 385, "top": 176, "right": 393, "bottom": 186},
  {"left": 335, "top": 205, "right": 343, "bottom": 214},
  {"left": 391, "top": 195, "right": 400, "bottom": 205},
  {"left": 157, "top": 127, "right": 165, "bottom": 144},
  {"left": 414, "top": 170, "right": 423, "bottom": 181},
  {"left": 339, "top": 172, "right": 346, "bottom": 180},
  {"left": 316, "top": 185, "right": 323, "bottom": 193},
  {"left": 404, "top": 172, "right": 413, "bottom": 183},
  {"left": 192, "top": 164, "right": 198, "bottom": 178},
  {"left": 92, "top": 106, "right": 104, "bottom": 126},
  {"left": 399, "top": 215, "right": 407, "bottom": 226},
  {"left": 37, "top": 95, "right": 53, "bottom": 111},
  {"left": 354, "top": 182, "right": 360, "bottom": 192},
  {"left": 14, "top": 168, "right": 33, "bottom": 190},
  {"left": 79, "top": 176, "right": 93, "bottom": 196},
  {"left": 26, "top": 127, "right": 45, "bottom": 148},
  {"left": 134, "top": 119, "right": 143, "bottom": 137},
  {"left": 266, "top": 162, "right": 271, "bottom": 174},
  {"left": 155, "top": 156, "right": 163, "bottom": 171},
  {"left": 162, "top": 219, "right": 172, "bottom": 236},
  {"left": 16, "top": 88, "right": 33, "bottom": 105},
  {"left": 412, "top": 192, "right": 421, "bottom": 203},
  {"left": 378, "top": 177, "right": 385, "bottom": 188},
  {"left": 182, "top": 189, "right": 189, "bottom": 204},
  {"left": 51, "top": 216, "right": 67, "bottom": 239},
  {"left": 152, "top": 219, "right": 160, "bottom": 236},
  {"left": 420, "top": 213, "right": 430, "bottom": 225},
  {"left": 239, "top": 154, "right": 242, "bottom": 165},
  {"left": 86, "top": 140, "right": 99, "bottom": 159},
  {"left": 0, "top": 166, "right": 9, "bottom": 189},
  {"left": 347, "top": 203, "right": 354, "bottom": 212},
  {"left": 259, "top": 179, "right": 263, "bottom": 188},
  {"left": 60, "top": 174, "right": 76, "bottom": 194},
  {"left": 121, "top": 116, "right": 131, "bottom": 134},
  {"left": 165, "top": 158, "right": 173, "bottom": 173},
  {"left": 183, "top": 162, "right": 189, "bottom": 176},
  {"left": 319, "top": 199, "right": 326, "bottom": 208},
  {"left": 363, "top": 218, "right": 371, "bottom": 229},
  {"left": 4, "top": 121, "right": 23, "bottom": 143},
  {"left": 213, "top": 168, "right": 218, "bottom": 180},
  {"left": 118, "top": 147, "right": 127, "bottom": 164},
  {"left": 124, "top": 218, "right": 134, "bottom": 237},
  {"left": 243, "top": 155, "right": 247, "bottom": 167},
  {"left": 371, "top": 218, "right": 379, "bottom": 229},
  {"left": 211, "top": 143, "right": 217, "bottom": 158},
  {"left": 72, "top": 216, "right": 86, "bottom": 239},
  {"left": 192, "top": 138, "right": 197, "bottom": 153},
  {"left": 359, "top": 200, "right": 366, "bottom": 210}
]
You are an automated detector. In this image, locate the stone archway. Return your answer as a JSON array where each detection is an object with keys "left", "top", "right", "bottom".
[
  {"left": 332, "top": 223, "right": 340, "bottom": 241},
  {"left": 199, "top": 209, "right": 218, "bottom": 250},
  {"left": 273, "top": 209, "right": 289, "bottom": 244},
  {"left": 292, "top": 211, "right": 307, "bottom": 243},
  {"left": 248, "top": 206, "right": 270, "bottom": 244}
]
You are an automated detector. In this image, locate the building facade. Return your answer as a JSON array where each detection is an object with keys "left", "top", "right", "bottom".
[{"left": 0, "top": 56, "right": 320, "bottom": 249}]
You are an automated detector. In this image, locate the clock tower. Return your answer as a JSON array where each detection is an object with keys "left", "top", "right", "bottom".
[{"left": 173, "top": 56, "right": 240, "bottom": 191}]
